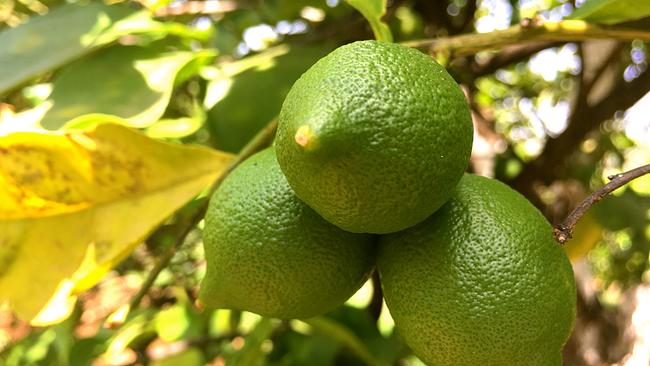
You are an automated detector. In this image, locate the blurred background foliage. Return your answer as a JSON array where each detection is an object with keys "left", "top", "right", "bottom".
[{"left": 0, "top": 0, "right": 649, "bottom": 365}]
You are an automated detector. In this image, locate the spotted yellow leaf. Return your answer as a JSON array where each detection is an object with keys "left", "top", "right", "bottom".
[{"left": 0, "top": 123, "right": 233, "bottom": 325}]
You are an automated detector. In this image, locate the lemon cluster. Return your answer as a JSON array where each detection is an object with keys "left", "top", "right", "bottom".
[{"left": 200, "top": 41, "right": 576, "bottom": 366}]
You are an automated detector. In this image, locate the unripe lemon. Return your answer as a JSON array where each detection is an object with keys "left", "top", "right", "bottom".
[
  {"left": 378, "top": 174, "right": 576, "bottom": 366},
  {"left": 199, "top": 148, "right": 374, "bottom": 319},
  {"left": 276, "top": 40, "right": 473, "bottom": 234}
]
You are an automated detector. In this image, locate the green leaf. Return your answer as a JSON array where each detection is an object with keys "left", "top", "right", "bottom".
[
  {"left": 206, "top": 44, "right": 334, "bottom": 153},
  {"left": 155, "top": 304, "right": 193, "bottom": 342},
  {"left": 150, "top": 348, "right": 206, "bottom": 366},
  {"left": 228, "top": 318, "right": 276, "bottom": 366},
  {"left": 105, "top": 311, "right": 157, "bottom": 355},
  {"left": 297, "top": 317, "right": 385, "bottom": 366},
  {"left": 593, "top": 190, "right": 650, "bottom": 231},
  {"left": 154, "top": 303, "right": 204, "bottom": 342},
  {"left": 69, "top": 336, "right": 110, "bottom": 366},
  {"left": 568, "top": 0, "right": 650, "bottom": 24},
  {"left": 0, "top": 2, "right": 132, "bottom": 95},
  {"left": 0, "top": 328, "right": 58, "bottom": 366},
  {"left": 145, "top": 117, "right": 204, "bottom": 139},
  {"left": 0, "top": 3, "right": 210, "bottom": 96},
  {"left": 19, "top": 45, "right": 212, "bottom": 131},
  {"left": 344, "top": 0, "right": 393, "bottom": 42},
  {"left": 269, "top": 330, "right": 340, "bottom": 366},
  {"left": 327, "top": 306, "right": 406, "bottom": 364}
]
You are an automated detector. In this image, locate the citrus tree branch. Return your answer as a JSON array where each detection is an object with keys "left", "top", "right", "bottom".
[
  {"left": 403, "top": 20, "right": 650, "bottom": 57},
  {"left": 554, "top": 164, "right": 650, "bottom": 244},
  {"left": 129, "top": 119, "right": 278, "bottom": 310}
]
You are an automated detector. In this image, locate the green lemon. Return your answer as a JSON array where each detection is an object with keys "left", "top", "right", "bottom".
[
  {"left": 199, "top": 147, "right": 374, "bottom": 319},
  {"left": 378, "top": 174, "right": 576, "bottom": 366},
  {"left": 276, "top": 40, "right": 473, "bottom": 234}
]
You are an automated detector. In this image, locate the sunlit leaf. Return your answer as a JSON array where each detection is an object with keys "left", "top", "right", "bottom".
[
  {"left": 146, "top": 101, "right": 206, "bottom": 139},
  {"left": 102, "top": 8, "right": 213, "bottom": 41},
  {"left": 145, "top": 117, "right": 203, "bottom": 139},
  {"left": 0, "top": 2, "right": 209, "bottom": 96},
  {"left": 569, "top": 0, "right": 650, "bottom": 24},
  {"left": 100, "top": 310, "right": 156, "bottom": 363},
  {"left": 28, "top": 45, "right": 213, "bottom": 131},
  {"left": 344, "top": 0, "right": 393, "bottom": 42},
  {"left": 0, "top": 123, "right": 233, "bottom": 325},
  {"left": 155, "top": 303, "right": 203, "bottom": 342},
  {"left": 155, "top": 304, "right": 192, "bottom": 342}
]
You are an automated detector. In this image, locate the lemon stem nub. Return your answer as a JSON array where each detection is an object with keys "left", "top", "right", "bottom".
[{"left": 295, "top": 125, "right": 315, "bottom": 148}]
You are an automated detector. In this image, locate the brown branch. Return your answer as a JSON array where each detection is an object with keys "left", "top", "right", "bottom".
[
  {"left": 403, "top": 20, "right": 650, "bottom": 58},
  {"left": 129, "top": 119, "right": 278, "bottom": 311},
  {"left": 554, "top": 164, "right": 650, "bottom": 244}
]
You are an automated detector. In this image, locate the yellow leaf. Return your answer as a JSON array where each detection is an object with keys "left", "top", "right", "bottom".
[
  {"left": 0, "top": 123, "right": 233, "bottom": 325},
  {"left": 563, "top": 212, "right": 603, "bottom": 262}
]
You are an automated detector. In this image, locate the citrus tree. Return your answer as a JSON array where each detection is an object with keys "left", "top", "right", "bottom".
[{"left": 1, "top": 0, "right": 649, "bottom": 365}]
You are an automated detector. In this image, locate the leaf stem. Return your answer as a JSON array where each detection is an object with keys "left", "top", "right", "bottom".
[
  {"left": 553, "top": 164, "right": 650, "bottom": 244},
  {"left": 129, "top": 118, "right": 278, "bottom": 310},
  {"left": 403, "top": 19, "right": 650, "bottom": 58}
]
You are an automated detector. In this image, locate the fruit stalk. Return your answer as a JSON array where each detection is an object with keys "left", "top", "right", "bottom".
[
  {"left": 128, "top": 118, "right": 279, "bottom": 311},
  {"left": 554, "top": 163, "right": 650, "bottom": 244}
]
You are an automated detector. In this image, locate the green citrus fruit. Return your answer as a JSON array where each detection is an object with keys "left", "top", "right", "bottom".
[
  {"left": 199, "top": 147, "right": 374, "bottom": 319},
  {"left": 276, "top": 40, "right": 473, "bottom": 234},
  {"left": 378, "top": 174, "right": 576, "bottom": 366}
]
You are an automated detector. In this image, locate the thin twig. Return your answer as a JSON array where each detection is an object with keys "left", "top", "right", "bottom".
[
  {"left": 403, "top": 20, "right": 650, "bottom": 58},
  {"left": 129, "top": 119, "right": 278, "bottom": 310},
  {"left": 554, "top": 164, "right": 650, "bottom": 244}
]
